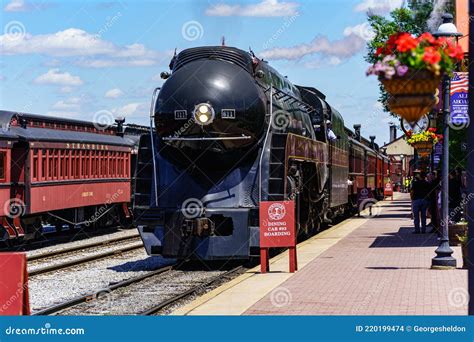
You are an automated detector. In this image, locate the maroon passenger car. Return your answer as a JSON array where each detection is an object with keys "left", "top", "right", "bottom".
[{"left": 0, "top": 111, "right": 139, "bottom": 242}]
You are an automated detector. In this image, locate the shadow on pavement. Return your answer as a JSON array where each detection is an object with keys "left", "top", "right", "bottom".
[{"left": 369, "top": 227, "right": 439, "bottom": 248}]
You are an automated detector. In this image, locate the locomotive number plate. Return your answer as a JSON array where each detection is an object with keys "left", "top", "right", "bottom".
[
  {"left": 174, "top": 110, "right": 187, "bottom": 120},
  {"left": 221, "top": 109, "right": 236, "bottom": 119}
]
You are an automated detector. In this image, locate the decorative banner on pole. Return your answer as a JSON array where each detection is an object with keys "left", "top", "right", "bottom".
[
  {"left": 434, "top": 142, "right": 442, "bottom": 168},
  {"left": 450, "top": 72, "right": 468, "bottom": 125}
]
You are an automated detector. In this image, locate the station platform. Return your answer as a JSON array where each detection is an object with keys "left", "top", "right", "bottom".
[{"left": 172, "top": 193, "right": 467, "bottom": 315}]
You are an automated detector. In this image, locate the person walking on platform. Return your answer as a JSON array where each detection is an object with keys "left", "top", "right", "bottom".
[
  {"left": 410, "top": 170, "right": 430, "bottom": 234},
  {"left": 427, "top": 171, "right": 440, "bottom": 235},
  {"left": 404, "top": 177, "right": 411, "bottom": 193}
]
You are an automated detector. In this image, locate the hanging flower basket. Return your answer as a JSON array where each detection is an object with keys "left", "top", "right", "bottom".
[
  {"left": 367, "top": 32, "right": 464, "bottom": 122},
  {"left": 405, "top": 128, "right": 442, "bottom": 158},
  {"left": 412, "top": 141, "right": 434, "bottom": 157},
  {"left": 380, "top": 70, "right": 441, "bottom": 122}
]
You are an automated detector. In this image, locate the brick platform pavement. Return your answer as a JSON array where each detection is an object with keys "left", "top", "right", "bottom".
[{"left": 246, "top": 193, "right": 467, "bottom": 315}]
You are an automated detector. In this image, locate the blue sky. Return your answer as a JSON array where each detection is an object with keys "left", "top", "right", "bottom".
[{"left": 0, "top": 0, "right": 405, "bottom": 144}]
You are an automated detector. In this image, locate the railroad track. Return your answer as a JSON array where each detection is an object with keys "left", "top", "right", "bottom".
[
  {"left": 140, "top": 266, "right": 244, "bottom": 315},
  {"left": 28, "top": 233, "right": 140, "bottom": 261},
  {"left": 32, "top": 265, "right": 243, "bottom": 316},
  {"left": 28, "top": 235, "right": 143, "bottom": 276},
  {"left": 0, "top": 227, "right": 136, "bottom": 253}
]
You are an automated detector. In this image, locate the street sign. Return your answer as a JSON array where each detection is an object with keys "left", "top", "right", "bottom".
[
  {"left": 450, "top": 72, "right": 469, "bottom": 125},
  {"left": 259, "top": 201, "right": 297, "bottom": 273},
  {"left": 260, "top": 201, "right": 296, "bottom": 248},
  {"left": 384, "top": 182, "right": 393, "bottom": 200},
  {"left": 356, "top": 187, "right": 373, "bottom": 205}
]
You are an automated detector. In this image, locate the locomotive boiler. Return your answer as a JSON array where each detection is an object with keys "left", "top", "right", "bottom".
[{"left": 133, "top": 46, "right": 387, "bottom": 260}]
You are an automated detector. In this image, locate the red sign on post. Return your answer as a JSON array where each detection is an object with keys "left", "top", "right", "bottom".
[
  {"left": 384, "top": 182, "right": 393, "bottom": 200},
  {"left": 0, "top": 253, "right": 30, "bottom": 315},
  {"left": 259, "top": 201, "right": 297, "bottom": 273}
]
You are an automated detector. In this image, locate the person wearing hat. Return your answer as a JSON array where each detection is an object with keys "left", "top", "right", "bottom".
[
  {"left": 410, "top": 170, "right": 430, "bottom": 233},
  {"left": 326, "top": 120, "right": 337, "bottom": 141}
]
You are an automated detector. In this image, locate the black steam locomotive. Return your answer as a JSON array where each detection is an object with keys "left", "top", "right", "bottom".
[{"left": 133, "top": 46, "right": 390, "bottom": 260}]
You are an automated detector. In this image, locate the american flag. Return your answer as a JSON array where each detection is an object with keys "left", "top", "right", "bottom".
[{"left": 450, "top": 72, "right": 468, "bottom": 95}]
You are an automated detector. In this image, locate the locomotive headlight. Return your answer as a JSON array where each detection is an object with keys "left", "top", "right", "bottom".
[{"left": 193, "top": 103, "right": 215, "bottom": 125}]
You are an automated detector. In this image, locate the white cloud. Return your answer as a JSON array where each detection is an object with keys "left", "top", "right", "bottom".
[
  {"left": 260, "top": 21, "right": 375, "bottom": 62},
  {"left": 4, "top": 0, "right": 52, "bottom": 12},
  {"left": 46, "top": 111, "right": 80, "bottom": 118},
  {"left": 33, "top": 69, "right": 83, "bottom": 86},
  {"left": 1, "top": 29, "right": 114, "bottom": 57},
  {"left": 105, "top": 88, "right": 124, "bottom": 98},
  {"left": 112, "top": 102, "right": 146, "bottom": 117},
  {"left": 354, "top": 0, "right": 403, "bottom": 15},
  {"left": 4, "top": 0, "right": 28, "bottom": 12},
  {"left": 343, "top": 22, "right": 375, "bottom": 42},
  {"left": 59, "top": 86, "right": 73, "bottom": 93},
  {"left": 206, "top": 0, "right": 299, "bottom": 17},
  {"left": 260, "top": 32, "right": 365, "bottom": 61},
  {"left": 52, "top": 97, "right": 81, "bottom": 110},
  {"left": 75, "top": 58, "right": 157, "bottom": 68},
  {"left": 0, "top": 28, "right": 162, "bottom": 68},
  {"left": 47, "top": 96, "right": 89, "bottom": 117},
  {"left": 328, "top": 56, "right": 342, "bottom": 65}
]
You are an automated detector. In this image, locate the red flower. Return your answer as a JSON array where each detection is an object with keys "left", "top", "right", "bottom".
[
  {"left": 423, "top": 47, "right": 441, "bottom": 64},
  {"left": 385, "top": 32, "right": 402, "bottom": 53},
  {"left": 418, "top": 32, "right": 435, "bottom": 44},
  {"left": 428, "top": 127, "right": 437, "bottom": 132},
  {"left": 395, "top": 33, "right": 418, "bottom": 52},
  {"left": 437, "top": 37, "right": 448, "bottom": 45},
  {"left": 447, "top": 44, "right": 464, "bottom": 60},
  {"left": 375, "top": 46, "right": 383, "bottom": 56}
]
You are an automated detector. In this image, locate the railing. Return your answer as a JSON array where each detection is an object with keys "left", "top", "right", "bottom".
[
  {"left": 149, "top": 87, "right": 160, "bottom": 207},
  {"left": 258, "top": 85, "right": 274, "bottom": 203}
]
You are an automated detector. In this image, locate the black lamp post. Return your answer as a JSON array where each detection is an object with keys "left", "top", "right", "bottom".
[
  {"left": 468, "top": 0, "right": 474, "bottom": 315},
  {"left": 431, "top": 13, "right": 462, "bottom": 269}
]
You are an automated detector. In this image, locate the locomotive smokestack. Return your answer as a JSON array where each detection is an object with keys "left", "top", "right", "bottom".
[
  {"left": 389, "top": 124, "right": 397, "bottom": 142},
  {"left": 353, "top": 124, "right": 361, "bottom": 142}
]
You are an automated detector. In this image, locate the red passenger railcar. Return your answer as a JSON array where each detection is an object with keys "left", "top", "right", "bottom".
[
  {"left": 0, "top": 111, "right": 139, "bottom": 242},
  {"left": 346, "top": 126, "right": 391, "bottom": 204}
]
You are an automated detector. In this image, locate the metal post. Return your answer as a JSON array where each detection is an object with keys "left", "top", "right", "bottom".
[
  {"left": 431, "top": 74, "right": 456, "bottom": 268},
  {"left": 468, "top": 0, "right": 474, "bottom": 315}
]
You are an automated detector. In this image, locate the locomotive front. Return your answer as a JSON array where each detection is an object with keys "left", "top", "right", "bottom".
[
  {"left": 136, "top": 47, "right": 272, "bottom": 260},
  {"left": 154, "top": 46, "right": 267, "bottom": 159}
]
